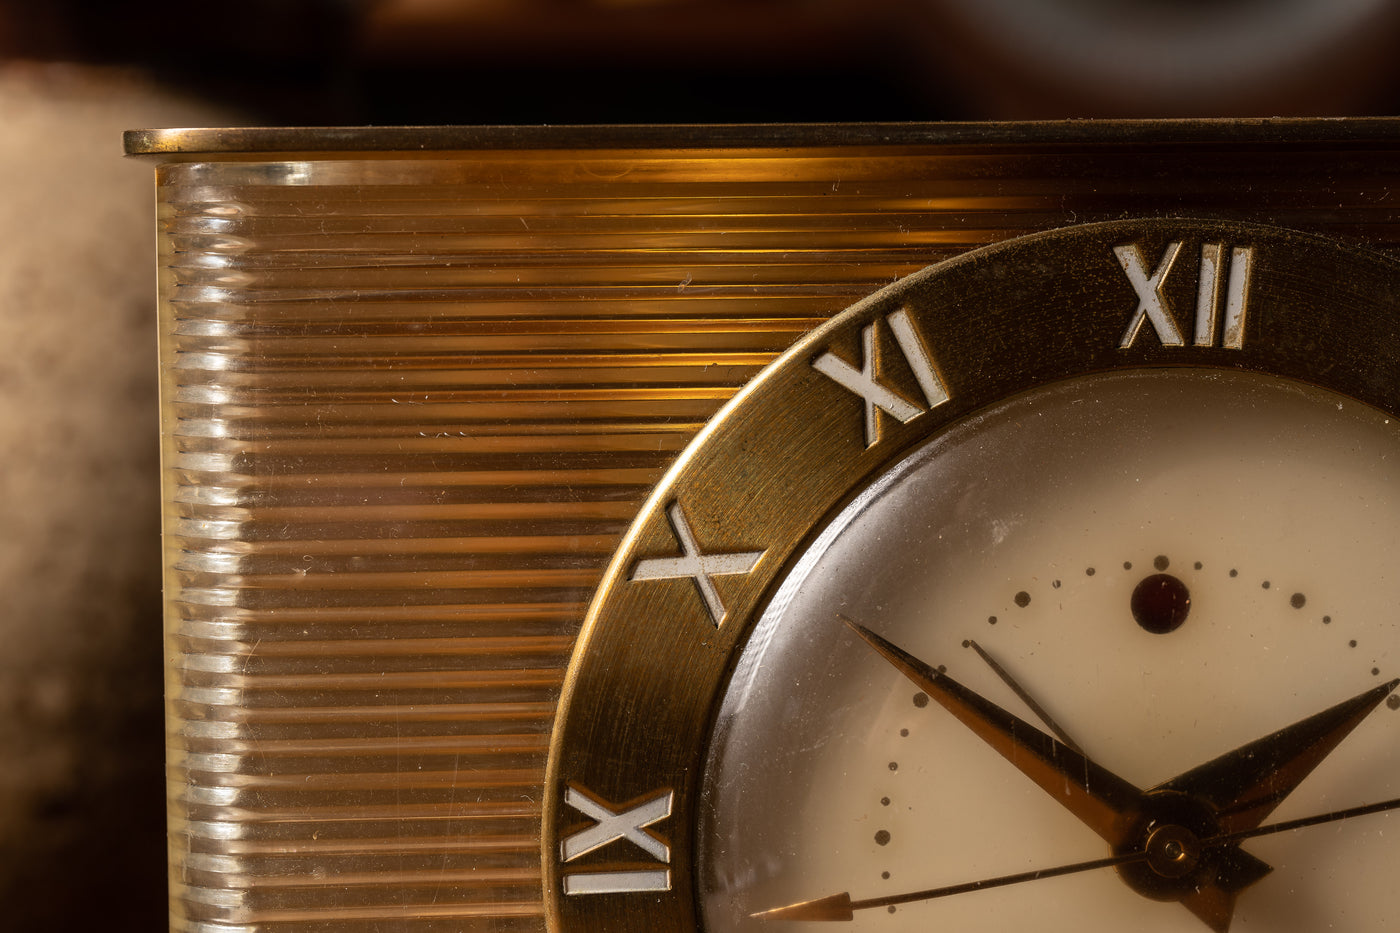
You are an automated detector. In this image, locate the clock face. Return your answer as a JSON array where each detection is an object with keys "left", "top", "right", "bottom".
[
  {"left": 700, "top": 367, "right": 1400, "bottom": 932},
  {"left": 544, "top": 219, "right": 1400, "bottom": 933}
]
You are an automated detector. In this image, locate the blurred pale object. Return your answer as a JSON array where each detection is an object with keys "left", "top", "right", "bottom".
[
  {"left": 922, "top": 0, "right": 1400, "bottom": 115},
  {"left": 360, "top": 0, "right": 1400, "bottom": 117},
  {"left": 0, "top": 62, "right": 234, "bottom": 926}
]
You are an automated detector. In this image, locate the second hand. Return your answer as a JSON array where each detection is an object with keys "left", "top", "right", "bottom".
[{"left": 753, "top": 794, "right": 1400, "bottom": 921}]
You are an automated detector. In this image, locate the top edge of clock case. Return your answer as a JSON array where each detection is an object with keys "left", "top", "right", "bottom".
[{"left": 124, "top": 118, "right": 1400, "bottom": 157}]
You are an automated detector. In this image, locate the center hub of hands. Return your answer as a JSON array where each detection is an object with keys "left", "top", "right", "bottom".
[
  {"left": 1145, "top": 824, "right": 1203, "bottom": 879},
  {"left": 1116, "top": 791, "right": 1223, "bottom": 900}
]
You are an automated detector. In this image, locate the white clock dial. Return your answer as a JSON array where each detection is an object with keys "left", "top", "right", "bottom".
[{"left": 701, "top": 368, "right": 1400, "bottom": 932}]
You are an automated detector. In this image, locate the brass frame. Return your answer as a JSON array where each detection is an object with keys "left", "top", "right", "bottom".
[{"left": 545, "top": 219, "right": 1400, "bottom": 932}]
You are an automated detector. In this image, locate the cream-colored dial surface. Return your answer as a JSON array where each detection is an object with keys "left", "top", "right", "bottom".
[{"left": 701, "top": 368, "right": 1400, "bottom": 932}]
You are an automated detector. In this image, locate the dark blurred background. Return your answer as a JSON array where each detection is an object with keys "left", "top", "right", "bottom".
[
  {"left": 2, "top": 0, "right": 1400, "bottom": 929},
  {"left": 12, "top": 0, "right": 1400, "bottom": 122}
]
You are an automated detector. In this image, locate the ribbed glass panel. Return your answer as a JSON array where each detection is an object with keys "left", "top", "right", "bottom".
[{"left": 153, "top": 137, "right": 1400, "bottom": 932}]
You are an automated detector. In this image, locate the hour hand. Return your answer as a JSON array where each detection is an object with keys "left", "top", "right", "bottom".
[
  {"left": 845, "top": 620, "right": 1144, "bottom": 847},
  {"left": 845, "top": 620, "right": 1274, "bottom": 932}
]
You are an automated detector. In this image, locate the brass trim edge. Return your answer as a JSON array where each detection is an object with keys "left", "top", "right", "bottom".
[{"left": 123, "top": 118, "right": 1400, "bottom": 157}]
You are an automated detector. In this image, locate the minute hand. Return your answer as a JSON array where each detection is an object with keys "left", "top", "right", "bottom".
[
  {"left": 846, "top": 621, "right": 1143, "bottom": 847},
  {"left": 1156, "top": 677, "right": 1400, "bottom": 833}
]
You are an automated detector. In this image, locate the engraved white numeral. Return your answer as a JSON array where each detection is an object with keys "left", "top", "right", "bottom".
[
  {"left": 1208, "top": 244, "right": 1253, "bottom": 350},
  {"left": 1116, "top": 241, "right": 1187, "bottom": 348},
  {"left": 628, "top": 500, "right": 765, "bottom": 628},
  {"left": 563, "top": 870, "right": 671, "bottom": 895},
  {"left": 811, "top": 307, "right": 950, "bottom": 447},
  {"left": 1194, "top": 242, "right": 1227, "bottom": 347},
  {"left": 562, "top": 787, "right": 673, "bottom": 862},
  {"left": 1118, "top": 240, "right": 1254, "bottom": 349},
  {"left": 562, "top": 786, "right": 675, "bottom": 895}
]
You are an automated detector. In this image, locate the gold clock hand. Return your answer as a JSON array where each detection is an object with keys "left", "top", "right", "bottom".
[
  {"left": 1130, "top": 677, "right": 1398, "bottom": 932},
  {"left": 751, "top": 850, "right": 1144, "bottom": 921},
  {"left": 845, "top": 620, "right": 1143, "bottom": 846},
  {"left": 1209, "top": 792, "right": 1400, "bottom": 844},
  {"left": 1155, "top": 678, "right": 1400, "bottom": 834},
  {"left": 848, "top": 619, "right": 1273, "bottom": 930},
  {"left": 753, "top": 794, "right": 1400, "bottom": 923},
  {"left": 965, "top": 638, "right": 1085, "bottom": 753}
]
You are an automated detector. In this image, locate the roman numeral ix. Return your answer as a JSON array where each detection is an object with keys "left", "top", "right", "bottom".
[{"left": 561, "top": 786, "right": 675, "bottom": 895}]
